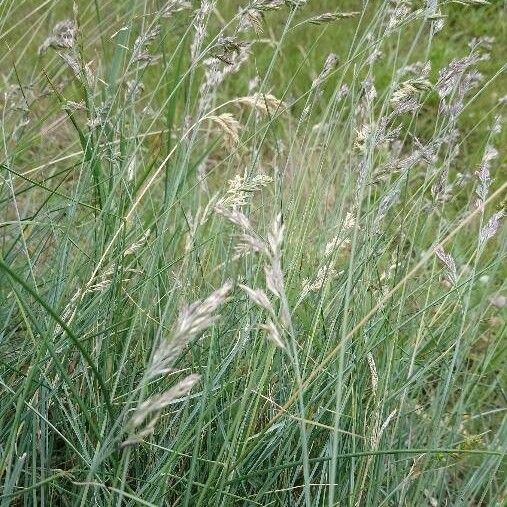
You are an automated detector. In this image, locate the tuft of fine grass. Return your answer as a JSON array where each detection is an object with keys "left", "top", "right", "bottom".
[{"left": 1, "top": 0, "right": 506, "bottom": 505}]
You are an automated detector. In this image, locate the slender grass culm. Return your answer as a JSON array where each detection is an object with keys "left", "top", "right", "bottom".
[{"left": 0, "top": 0, "right": 506, "bottom": 505}]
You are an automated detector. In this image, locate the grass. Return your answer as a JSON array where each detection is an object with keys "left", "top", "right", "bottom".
[{"left": 1, "top": 0, "right": 506, "bottom": 505}]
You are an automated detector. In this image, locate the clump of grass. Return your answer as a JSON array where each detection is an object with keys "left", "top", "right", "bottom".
[{"left": 1, "top": 0, "right": 506, "bottom": 505}]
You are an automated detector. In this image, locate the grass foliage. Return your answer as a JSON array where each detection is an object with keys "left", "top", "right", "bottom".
[{"left": 1, "top": 0, "right": 506, "bottom": 504}]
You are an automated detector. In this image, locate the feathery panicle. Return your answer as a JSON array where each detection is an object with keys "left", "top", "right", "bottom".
[
  {"left": 435, "top": 245, "right": 458, "bottom": 285},
  {"left": 215, "top": 206, "right": 253, "bottom": 231},
  {"left": 253, "top": 0, "right": 285, "bottom": 11},
  {"left": 208, "top": 113, "right": 241, "bottom": 145},
  {"left": 367, "top": 353, "right": 378, "bottom": 396},
  {"left": 264, "top": 264, "right": 283, "bottom": 299},
  {"left": 300, "top": 265, "right": 339, "bottom": 300},
  {"left": 306, "top": 11, "right": 359, "bottom": 25},
  {"left": 374, "top": 184, "right": 401, "bottom": 232},
  {"left": 191, "top": 0, "right": 216, "bottom": 63},
  {"left": 390, "top": 82, "right": 423, "bottom": 116},
  {"left": 386, "top": 1, "right": 413, "bottom": 33},
  {"left": 59, "top": 52, "right": 95, "bottom": 86},
  {"left": 123, "top": 374, "right": 200, "bottom": 446},
  {"left": 159, "top": 0, "right": 192, "bottom": 17},
  {"left": 175, "top": 282, "right": 233, "bottom": 342},
  {"left": 215, "top": 174, "right": 272, "bottom": 209},
  {"left": 235, "top": 233, "right": 268, "bottom": 257},
  {"left": 132, "top": 25, "right": 161, "bottom": 65},
  {"left": 148, "top": 281, "right": 233, "bottom": 379},
  {"left": 240, "top": 284, "right": 275, "bottom": 315},
  {"left": 239, "top": 8, "right": 264, "bottom": 33},
  {"left": 264, "top": 214, "right": 291, "bottom": 327},
  {"left": 479, "top": 212, "right": 504, "bottom": 248},
  {"left": 237, "top": 93, "right": 286, "bottom": 116},
  {"left": 260, "top": 319, "right": 285, "bottom": 349},
  {"left": 286, "top": 0, "right": 308, "bottom": 8},
  {"left": 323, "top": 212, "right": 356, "bottom": 257},
  {"left": 475, "top": 145, "right": 498, "bottom": 209},
  {"left": 267, "top": 213, "right": 285, "bottom": 258},
  {"left": 312, "top": 53, "right": 339, "bottom": 89},
  {"left": 125, "top": 80, "right": 144, "bottom": 100},
  {"left": 437, "top": 56, "right": 476, "bottom": 99},
  {"left": 124, "top": 230, "right": 150, "bottom": 256},
  {"left": 39, "top": 20, "right": 95, "bottom": 86},
  {"left": 39, "top": 20, "right": 77, "bottom": 54}
]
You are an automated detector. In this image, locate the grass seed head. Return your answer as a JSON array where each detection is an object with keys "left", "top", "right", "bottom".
[
  {"left": 307, "top": 11, "right": 359, "bottom": 25},
  {"left": 124, "top": 374, "right": 200, "bottom": 445},
  {"left": 435, "top": 245, "right": 458, "bottom": 285},
  {"left": 240, "top": 284, "right": 275, "bottom": 315},
  {"left": 39, "top": 20, "right": 77, "bottom": 54},
  {"left": 312, "top": 53, "right": 339, "bottom": 89},
  {"left": 208, "top": 113, "right": 241, "bottom": 145},
  {"left": 159, "top": 0, "right": 192, "bottom": 17},
  {"left": 237, "top": 93, "right": 286, "bottom": 115},
  {"left": 479, "top": 211, "right": 504, "bottom": 248},
  {"left": 149, "top": 281, "right": 233, "bottom": 379},
  {"left": 261, "top": 319, "right": 285, "bottom": 348},
  {"left": 239, "top": 8, "right": 264, "bottom": 33}
]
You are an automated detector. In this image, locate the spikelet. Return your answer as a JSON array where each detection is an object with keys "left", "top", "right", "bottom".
[
  {"left": 191, "top": 0, "right": 216, "bottom": 64},
  {"left": 436, "top": 54, "right": 482, "bottom": 100},
  {"left": 371, "top": 409, "right": 397, "bottom": 448},
  {"left": 123, "top": 374, "right": 200, "bottom": 446},
  {"left": 39, "top": 20, "right": 77, "bottom": 54},
  {"left": 215, "top": 206, "right": 252, "bottom": 231},
  {"left": 234, "top": 233, "right": 268, "bottom": 257},
  {"left": 148, "top": 281, "right": 233, "bottom": 379},
  {"left": 367, "top": 353, "right": 378, "bottom": 396},
  {"left": 39, "top": 20, "right": 95, "bottom": 86},
  {"left": 479, "top": 212, "right": 504, "bottom": 248},
  {"left": 435, "top": 245, "right": 458, "bottom": 285},
  {"left": 202, "top": 43, "right": 251, "bottom": 90},
  {"left": 386, "top": 1, "right": 412, "bottom": 33},
  {"left": 236, "top": 93, "right": 286, "bottom": 115},
  {"left": 253, "top": 0, "right": 285, "bottom": 11},
  {"left": 300, "top": 265, "right": 339, "bottom": 300},
  {"left": 264, "top": 214, "right": 291, "bottom": 328},
  {"left": 312, "top": 53, "right": 339, "bottom": 89},
  {"left": 215, "top": 174, "right": 272, "bottom": 209},
  {"left": 240, "top": 284, "right": 285, "bottom": 349},
  {"left": 286, "top": 0, "right": 308, "bottom": 8},
  {"left": 125, "top": 80, "right": 144, "bottom": 100},
  {"left": 265, "top": 264, "right": 283, "bottom": 299},
  {"left": 260, "top": 319, "right": 285, "bottom": 349},
  {"left": 62, "top": 100, "right": 86, "bottom": 112},
  {"left": 267, "top": 213, "right": 285, "bottom": 258},
  {"left": 159, "top": 0, "right": 192, "bottom": 17},
  {"left": 475, "top": 144, "right": 498, "bottom": 209},
  {"left": 240, "top": 284, "right": 275, "bottom": 315},
  {"left": 132, "top": 25, "right": 161, "bottom": 65},
  {"left": 124, "top": 230, "right": 150, "bottom": 256},
  {"left": 306, "top": 11, "right": 359, "bottom": 25},
  {"left": 390, "top": 82, "right": 422, "bottom": 115},
  {"left": 323, "top": 212, "right": 356, "bottom": 257},
  {"left": 208, "top": 113, "right": 241, "bottom": 145},
  {"left": 239, "top": 8, "right": 264, "bottom": 33}
]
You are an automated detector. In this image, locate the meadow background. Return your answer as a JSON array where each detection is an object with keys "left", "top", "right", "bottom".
[{"left": 1, "top": 0, "right": 506, "bottom": 505}]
